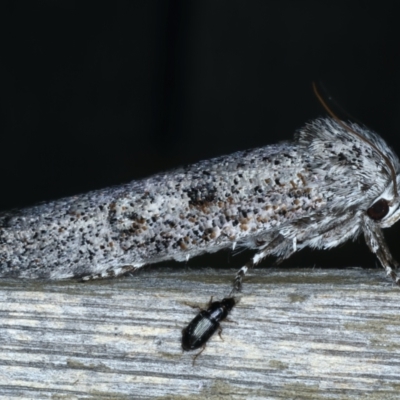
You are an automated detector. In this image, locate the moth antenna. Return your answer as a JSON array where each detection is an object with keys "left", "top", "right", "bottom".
[
  {"left": 312, "top": 82, "right": 398, "bottom": 198},
  {"left": 315, "top": 81, "right": 364, "bottom": 126}
]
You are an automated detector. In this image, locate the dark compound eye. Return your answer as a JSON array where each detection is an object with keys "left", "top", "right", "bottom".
[{"left": 367, "top": 198, "right": 389, "bottom": 220}]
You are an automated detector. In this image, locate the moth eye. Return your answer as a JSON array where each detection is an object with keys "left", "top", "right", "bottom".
[{"left": 367, "top": 199, "right": 389, "bottom": 220}]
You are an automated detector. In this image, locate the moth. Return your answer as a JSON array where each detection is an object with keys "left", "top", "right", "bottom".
[{"left": 1, "top": 93, "right": 400, "bottom": 287}]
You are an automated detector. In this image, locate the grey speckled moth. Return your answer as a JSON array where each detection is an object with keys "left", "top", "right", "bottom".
[{"left": 1, "top": 99, "right": 400, "bottom": 287}]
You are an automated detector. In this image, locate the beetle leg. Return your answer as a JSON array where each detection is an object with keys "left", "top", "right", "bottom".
[
  {"left": 192, "top": 345, "right": 206, "bottom": 366},
  {"left": 217, "top": 325, "right": 224, "bottom": 341}
]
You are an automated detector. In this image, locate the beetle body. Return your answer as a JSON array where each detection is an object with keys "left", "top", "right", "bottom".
[{"left": 182, "top": 297, "right": 236, "bottom": 360}]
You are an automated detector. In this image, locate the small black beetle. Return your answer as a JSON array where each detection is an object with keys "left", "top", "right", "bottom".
[{"left": 182, "top": 297, "right": 236, "bottom": 364}]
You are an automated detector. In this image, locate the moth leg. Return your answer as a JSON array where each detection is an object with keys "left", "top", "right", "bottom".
[
  {"left": 229, "top": 235, "right": 287, "bottom": 295},
  {"left": 363, "top": 216, "right": 400, "bottom": 285},
  {"left": 79, "top": 265, "right": 139, "bottom": 281},
  {"left": 230, "top": 261, "right": 252, "bottom": 295}
]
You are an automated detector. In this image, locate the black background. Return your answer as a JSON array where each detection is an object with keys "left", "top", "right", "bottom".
[{"left": 2, "top": 1, "right": 400, "bottom": 271}]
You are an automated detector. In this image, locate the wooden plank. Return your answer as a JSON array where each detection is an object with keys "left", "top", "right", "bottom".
[{"left": 1, "top": 266, "right": 400, "bottom": 399}]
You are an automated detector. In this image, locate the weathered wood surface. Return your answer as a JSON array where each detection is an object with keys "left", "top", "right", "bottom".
[{"left": 1, "top": 266, "right": 400, "bottom": 399}]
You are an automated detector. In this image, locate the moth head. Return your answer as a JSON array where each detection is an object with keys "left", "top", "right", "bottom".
[
  {"left": 367, "top": 179, "right": 400, "bottom": 228},
  {"left": 312, "top": 82, "right": 400, "bottom": 228}
]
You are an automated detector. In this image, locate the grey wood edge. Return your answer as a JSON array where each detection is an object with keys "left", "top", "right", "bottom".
[{"left": 1, "top": 266, "right": 400, "bottom": 399}]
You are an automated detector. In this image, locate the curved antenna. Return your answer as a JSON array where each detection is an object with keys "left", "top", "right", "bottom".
[
  {"left": 312, "top": 82, "right": 398, "bottom": 198},
  {"left": 315, "top": 81, "right": 364, "bottom": 126}
]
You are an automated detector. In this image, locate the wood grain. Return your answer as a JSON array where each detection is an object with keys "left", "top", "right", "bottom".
[{"left": 1, "top": 266, "right": 400, "bottom": 399}]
